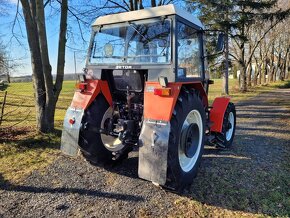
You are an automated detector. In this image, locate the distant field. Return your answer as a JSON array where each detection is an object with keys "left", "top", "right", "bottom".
[
  {"left": 0, "top": 79, "right": 284, "bottom": 128},
  {"left": 0, "top": 81, "right": 76, "bottom": 128}
]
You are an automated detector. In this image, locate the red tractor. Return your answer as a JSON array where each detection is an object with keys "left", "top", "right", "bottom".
[{"left": 61, "top": 4, "right": 236, "bottom": 191}]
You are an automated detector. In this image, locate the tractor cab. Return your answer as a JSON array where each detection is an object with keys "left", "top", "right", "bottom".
[
  {"left": 61, "top": 5, "right": 236, "bottom": 191},
  {"left": 86, "top": 4, "right": 207, "bottom": 87}
]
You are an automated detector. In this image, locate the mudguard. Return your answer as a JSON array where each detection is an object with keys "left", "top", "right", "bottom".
[
  {"left": 138, "top": 120, "right": 170, "bottom": 185},
  {"left": 139, "top": 81, "right": 209, "bottom": 185},
  {"left": 71, "top": 79, "right": 112, "bottom": 110},
  {"left": 61, "top": 107, "right": 84, "bottom": 156},
  {"left": 210, "top": 97, "right": 231, "bottom": 133}
]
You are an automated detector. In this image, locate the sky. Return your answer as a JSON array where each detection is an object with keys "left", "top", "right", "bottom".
[
  {"left": 0, "top": 0, "right": 187, "bottom": 77},
  {"left": 0, "top": 0, "right": 92, "bottom": 76}
]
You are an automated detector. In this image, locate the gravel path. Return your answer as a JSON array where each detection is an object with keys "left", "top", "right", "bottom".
[{"left": 1, "top": 88, "right": 289, "bottom": 217}]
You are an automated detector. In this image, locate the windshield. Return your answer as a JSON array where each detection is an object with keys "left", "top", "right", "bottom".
[{"left": 90, "top": 19, "right": 171, "bottom": 64}]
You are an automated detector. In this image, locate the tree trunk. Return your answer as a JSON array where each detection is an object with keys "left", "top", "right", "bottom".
[
  {"left": 7, "top": 73, "right": 10, "bottom": 83},
  {"left": 280, "top": 48, "right": 289, "bottom": 81},
  {"left": 258, "top": 67, "right": 262, "bottom": 85},
  {"left": 222, "top": 32, "right": 229, "bottom": 95},
  {"left": 139, "top": 0, "right": 144, "bottom": 9},
  {"left": 55, "top": 0, "right": 68, "bottom": 104},
  {"left": 21, "top": 0, "right": 68, "bottom": 133},
  {"left": 21, "top": 0, "right": 47, "bottom": 132},
  {"left": 253, "top": 64, "right": 258, "bottom": 86},
  {"left": 239, "top": 64, "right": 247, "bottom": 92},
  {"left": 285, "top": 50, "right": 290, "bottom": 79},
  {"left": 254, "top": 57, "right": 260, "bottom": 86},
  {"left": 263, "top": 60, "right": 268, "bottom": 84},
  {"left": 35, "top": 0, "right": 55, "bottom": 132},
  {"left": 269, "top": 43, "right": 275, "bottom": 83},
  {"left": 246, "top": 65, "right": 252, "bottom": 87},
  {"left": 129, "top": 0, "right": 134, "bottom": 10}
]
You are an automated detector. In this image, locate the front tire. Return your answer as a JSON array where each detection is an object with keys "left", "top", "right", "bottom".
[
  {"left": 215, "top": 102, "right": 236, "bottom": 148},
  {"left": 166, "top": 88, "right": 206, "bottom": 191}
]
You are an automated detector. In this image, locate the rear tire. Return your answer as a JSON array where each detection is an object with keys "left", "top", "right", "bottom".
[
  {"left": 78, "top": 95, "right": 114, "bottom": 165},
  {"left": 166, "top": 88, "right": 206, "bottom": 191}
]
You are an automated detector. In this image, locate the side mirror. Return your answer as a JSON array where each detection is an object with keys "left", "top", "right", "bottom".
[{"left": 216, "top": 33, "right": 225, "bottom": 52}]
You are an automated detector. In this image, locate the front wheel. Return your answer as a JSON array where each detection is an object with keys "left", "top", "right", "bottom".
[
  {"left": 166, "top": 88, "right": 206, "bottom": 191},
  {"left": 215, "top": 102, "right": 236, "bottom": 148}
]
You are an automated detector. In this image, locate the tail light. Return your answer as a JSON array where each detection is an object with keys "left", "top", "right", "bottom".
[
  {"left": 154, "top": 88, "right": 171, "bottom": 96},
  {"left": 69, "top": 117, "right": 75, "bottom": 125},
  {"left": 75, "top": 82, "right": 87, "bottom": 92}
]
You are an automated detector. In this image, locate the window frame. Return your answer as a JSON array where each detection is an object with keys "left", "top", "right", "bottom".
[
  {"left": 88, "top": 17, "right": 173, "bottom": 66},
  {"left": 174, "top": 16, "right": 205, "bottom": 82}
]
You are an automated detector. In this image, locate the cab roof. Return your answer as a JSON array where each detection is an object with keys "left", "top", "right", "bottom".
[{"left": 92, "top": 4, "right": 203, "bottom": 29}]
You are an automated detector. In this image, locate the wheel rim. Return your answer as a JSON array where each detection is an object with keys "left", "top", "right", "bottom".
[
  {"left": 101, "top": 107, "right": 125, "bottom": 152},
  {"left": 178, "top": 110, "right": 203, "bottom": 172},
  {"left": 226, "top": 112, "right": 234, "bottom": 141}
]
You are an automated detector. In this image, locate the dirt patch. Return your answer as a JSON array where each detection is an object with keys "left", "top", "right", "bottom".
[{"left": 0, "top": 88, "right": 289, "bottom": 217}]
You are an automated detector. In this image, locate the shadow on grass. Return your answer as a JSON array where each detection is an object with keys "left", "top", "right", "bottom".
[
  {"left": 17, "top": 129, "right": 62, "bottom": 149},
  {"left": 0, "top": 174, "right": 143, "bottom": 202},
  {"left": 0, "top": 128, "right": 61, "bottom": 159},
  {"left": 276, "top": 80, "right": 290, "bottom": 89}
]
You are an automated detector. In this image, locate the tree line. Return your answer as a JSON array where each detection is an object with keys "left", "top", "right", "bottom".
[{"left": 190, "top": 0, "right": 290, "bottom": 93}]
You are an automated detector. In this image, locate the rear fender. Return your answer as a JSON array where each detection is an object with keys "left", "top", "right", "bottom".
[
  {"left": 209, "top": 97, "right": 230, "bottom": 133},
  {"left": 139, "top": 81, "right": 208, "bottom": 185},
  {"left": 143, "top": 81, "right": 208, "bottom": 121},
  {"left": 61, "top": 80, "right": 112, "bottom": 156},
  {"left": 71, "top": 79, "right": 112, "bottom": 110},
  {"left": 143, "top": 82, "right": 181, "bottom": 121}
]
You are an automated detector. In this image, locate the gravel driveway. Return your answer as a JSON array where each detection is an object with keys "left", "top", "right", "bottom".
[{"left": 1, "top": 88, "right": 289, "bottom": 217}]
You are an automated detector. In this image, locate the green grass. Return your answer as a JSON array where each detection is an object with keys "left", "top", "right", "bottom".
[
  {"left": 1, "top": 79, "right": 286, "bottom": 129},
  {"left": 0, "top": 81, "right": 76, "bottom": 128}
]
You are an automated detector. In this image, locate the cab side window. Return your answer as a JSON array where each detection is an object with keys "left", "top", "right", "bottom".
[{"left": 177, "top": 22, "right": 202, "bottom": 78}]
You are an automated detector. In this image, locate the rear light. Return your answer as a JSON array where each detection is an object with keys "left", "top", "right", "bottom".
[
  {"left": 75, "top": 82, "right": 87, "bottom": 92},
  {"left": 154, "top": 88, "right": 171, "bottom": 96},
  {"left": 69, "top": 118, "right": 75, "bottom": 125}
]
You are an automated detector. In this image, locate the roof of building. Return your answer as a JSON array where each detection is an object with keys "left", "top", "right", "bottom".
[{"left": 92, "top": 4, "right": 203, "bottom": 28}]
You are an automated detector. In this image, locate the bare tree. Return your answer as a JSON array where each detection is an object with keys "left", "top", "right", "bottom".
[{"left": 20, "top": 0, "right": 68, "bottom": 132}]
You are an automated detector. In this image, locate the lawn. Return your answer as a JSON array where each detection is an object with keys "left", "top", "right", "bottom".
[{"left": 1, "top": 79, "right": 286, "bottom": 129}]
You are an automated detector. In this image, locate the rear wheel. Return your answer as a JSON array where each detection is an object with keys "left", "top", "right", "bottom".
[
  {"left": 166, "top": 88, "right": 206, "bottom": 191},
  {"left": 79, "top": 95, "right": 127, "bottom": 165}
]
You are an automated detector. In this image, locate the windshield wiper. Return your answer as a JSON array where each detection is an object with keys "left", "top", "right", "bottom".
[{"left": 129, "top": 23, "right": 149, "bottom": 43}]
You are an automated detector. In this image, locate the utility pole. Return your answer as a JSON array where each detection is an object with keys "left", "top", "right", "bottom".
[{"left": 223, "top": 32, "right": 229, "bottom": 95}]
